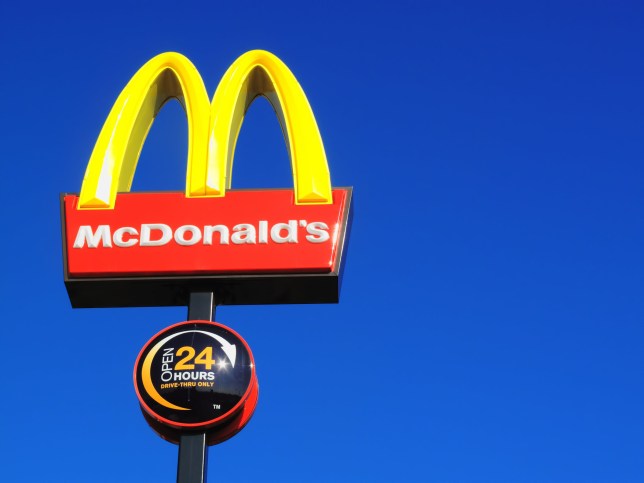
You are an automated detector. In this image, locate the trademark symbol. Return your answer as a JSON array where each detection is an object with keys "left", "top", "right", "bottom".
[{"left": 213, "top": 404, "right": 221, "bottom": 410}]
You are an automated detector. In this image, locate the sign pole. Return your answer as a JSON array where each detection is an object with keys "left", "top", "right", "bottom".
[
  {"left": 177, "top": 433, "right": 208, "bottom": 483},
  {"left": 176, "top": 292, "right": 215, "bottom": 483},
  {"left": 187, "top": 291, "right": 215, "bottom": 320}
]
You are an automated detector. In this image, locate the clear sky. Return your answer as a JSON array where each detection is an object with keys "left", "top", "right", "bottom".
[{"left": 1, "top": 1, "right": 643, "bottom": 482}]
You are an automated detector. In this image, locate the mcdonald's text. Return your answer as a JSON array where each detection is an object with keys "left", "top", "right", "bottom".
[{"left": 73, "top": 220, "right": 330, "bottom": 248}]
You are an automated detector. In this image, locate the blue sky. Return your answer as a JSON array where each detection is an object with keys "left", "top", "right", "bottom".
[{"left": 1, "top": 1, "right": 643, "bottom": 481}]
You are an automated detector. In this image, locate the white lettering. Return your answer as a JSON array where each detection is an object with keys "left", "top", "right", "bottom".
[
  {"left": 258, "top": 220, "right": 268, "bottom": 244},
  {"left": 174, "top": 225, "right": 202, "bottom": 246},
  {"left": 203, "top": 225, "right": 229, "bottom": 245},
  {"left": 113, "top": 227, "right": 139, "bottom": 247},
  {"left": 72, "top": 220, "right": 331, "bottom": 248},
  {"left": 140, "top": 224, "right": 172, "bottom": 247},
  {"left": 306, "top": 222, "right": 330, "bottom": 243},
  {"left": 231, "top": 224, "right": 257, "bottom": 244},
  {"left": 271, "top": 220, "right": 298, "bottom": 243},
  {"left": 73, "top": 225, "right": 112, "bottom": 248}
]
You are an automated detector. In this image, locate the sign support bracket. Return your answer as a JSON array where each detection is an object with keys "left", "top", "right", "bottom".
[{"left": 176, "top": 291, "right": 215, "bottom": 483}]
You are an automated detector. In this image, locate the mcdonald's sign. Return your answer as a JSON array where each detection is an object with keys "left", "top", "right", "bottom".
[{"left": 61, "top": 51, "right": 352, "bottom": 308}]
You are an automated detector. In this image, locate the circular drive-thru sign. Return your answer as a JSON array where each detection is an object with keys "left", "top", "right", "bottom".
[{"left": 134, "top": 320, "right": 258, "bottom": 444}]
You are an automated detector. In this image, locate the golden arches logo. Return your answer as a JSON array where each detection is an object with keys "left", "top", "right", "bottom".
[{"left": 79, "top": 50, "right": 332, "bottom": 210}]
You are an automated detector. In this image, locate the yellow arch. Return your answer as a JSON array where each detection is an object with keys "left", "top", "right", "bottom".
[
  {"left": 207, "top": 50, "right": 331, "bottom": 204},
  {"left": 79, "top": 53, "right": 210, "bottom": 209},
  {"left": 78, "top": 50, "right": 332, "bottom": 209}
]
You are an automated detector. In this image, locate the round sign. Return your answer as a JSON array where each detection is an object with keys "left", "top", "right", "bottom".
[{"left": 134, "top": 320, "right": 257, "bottom": 434}]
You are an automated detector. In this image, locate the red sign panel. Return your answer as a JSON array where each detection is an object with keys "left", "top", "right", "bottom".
[{"left": 63, "top": 189, "right": 349, "bottom": 277}]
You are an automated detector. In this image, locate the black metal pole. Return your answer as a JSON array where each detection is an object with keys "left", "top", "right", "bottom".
[
  {"left": 177, "top": 433, "right": 208, "bottom": 483},
  {"left": 177, "top": 292, "right": 215, "bottom": 483},
  {"left": 187, "top": 292, "right": 215, "bottom": 321}
]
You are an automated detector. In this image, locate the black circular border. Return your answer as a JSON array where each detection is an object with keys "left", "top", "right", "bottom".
[{"left": 134, "top": 320, "right": 256, "bottom": 431}]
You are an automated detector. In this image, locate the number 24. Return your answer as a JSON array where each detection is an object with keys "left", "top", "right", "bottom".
[{"left": 175, "top": 346, "right": 215, "bottom": 370}]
